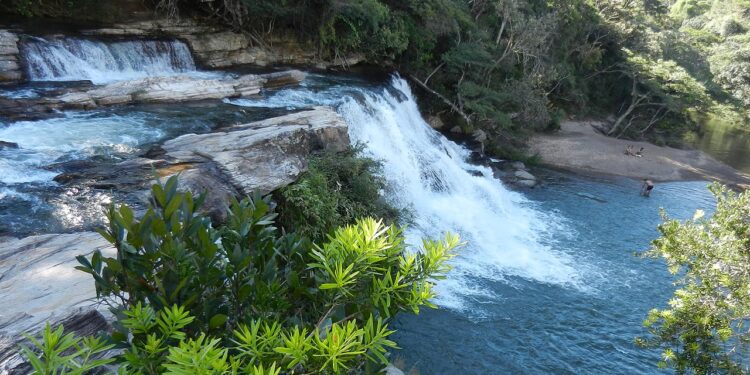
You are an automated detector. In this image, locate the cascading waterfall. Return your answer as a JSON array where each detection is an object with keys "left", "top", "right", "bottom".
[
  {"left": 340, "top": 79, "right": 582, "bottom": 310},
  {"left": 229, "top": 76, "right": 582, "bottom": 311},
  {"left": 20, "top": 37, "right": 198, "bottom": 84}
]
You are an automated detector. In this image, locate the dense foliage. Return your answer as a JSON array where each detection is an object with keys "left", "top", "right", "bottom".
[
  {"left": 274, "top": 147, "right": 400, "bottom": 242},
  {"left": 6, "top": 0, "right": 750, "bottom": 149},
  {"left": 0, "top": 0, "right": 139, "bottom": 21},
  {"left": 126, "top": 0, "right": 750, "bottom": 150},
  {"left": 639, "top": 184, "right": 750, "bottom": 374},
  {"left": 22, "top": 176, "right": 461, "bottom": 374}
]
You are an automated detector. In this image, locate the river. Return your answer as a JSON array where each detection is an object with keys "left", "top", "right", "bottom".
[{"left": 0, "top": 35, "right": 728, "bottom": 374}]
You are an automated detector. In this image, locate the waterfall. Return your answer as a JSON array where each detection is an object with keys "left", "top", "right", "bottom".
[
  {"left": 229, "top": 76, "right": 582, "bottom": 312},
  {"left": 19, "top": 37, "right": 198, "bottom": 84}
]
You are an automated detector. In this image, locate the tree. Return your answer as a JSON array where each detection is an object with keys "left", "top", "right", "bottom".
[
  {"left": 639, "top": 184, "right": 750, "bottom": 374},
  {"left": 607, "top": 51, "right": 711, "bottom": 138}
]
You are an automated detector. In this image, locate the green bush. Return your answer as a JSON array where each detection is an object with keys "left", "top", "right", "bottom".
[
  {"left": 275, "top": 147, "right": 401, "bottom": 242},
  {"left": 638, "top": 184, "right": 750, "bottom": 374},
  {"left": 24, "top": 176, "right": 461, "bottom": 374}
]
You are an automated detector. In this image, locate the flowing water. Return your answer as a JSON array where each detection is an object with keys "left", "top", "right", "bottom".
[
  {"left": 1, "top": 37, "right": 726, "bottom": 373},
  {"left": 19, "top": 36, "right": 217, "bottom": 83}
]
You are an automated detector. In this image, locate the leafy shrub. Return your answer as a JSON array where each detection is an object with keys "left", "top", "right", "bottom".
[
  {"left": 25, "top": 176, "right": 461, "bottom": 374},
  {"left": 638, "top": 184, "right": 750, "bottom": 374},
  {"left": 275, "top": 147, "right": 401, "bottom": 242}
]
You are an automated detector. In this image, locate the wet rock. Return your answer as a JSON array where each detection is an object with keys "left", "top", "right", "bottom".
[
  {"left": 0, "top": 141, "right": 18, "bottom": 150},
  {"left": 142, "top": 145, "right": 166, "bottom": 159},
  {"left": 383, "top": 364, "right": 406, "bottom": 375},
  {"left": 516, "top": 178, "right": 537, "bottom": 188},
  {"left": 427, "top": 115, "right": 445, "bottom": 129},
  {"left": 510, "top": 161, "right": 526, "bottom": 170},
  {"left": 492, "top": 167, "right": 507, "bottom": 179},
  {"left": 514, "top": 169, "right": 536, "bottom": 181},
  {"left": 472, "top": 129, "right": 487, "bottom": 143},
  {"left": 450, "top": 126, "right": 462, "bottom": 134},
  {"left": 0, "top": 232, "right": 116, "bottom": 373},
  {"left": 0, "top": 71, "right": 305, "bottom": 120}
]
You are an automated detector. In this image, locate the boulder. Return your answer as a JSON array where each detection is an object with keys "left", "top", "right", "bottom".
[
  {"left": 510, "top": 161, "right": 526, "bottom": 170},
  {"left": 516, "top": 178, "right": 537, "bottom": 188},
  {"left": 472, "top": 129, "right": 487, "bottom": 143},
  {"left": 514, "top": 169, "right": 536, "bottom": 181},
  {"left": 427, "top": 115, "right": 445, "bottom": 129},
  {"left": 162, "top": 106, "right": 350, "bottom": 195},
  {"left": 0, "top": 232, "right": 116, "bottom": 373}
]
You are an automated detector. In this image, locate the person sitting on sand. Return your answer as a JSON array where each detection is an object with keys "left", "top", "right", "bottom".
[
  {"left": 635, "top": 147, "right": 644, "bottom": 158},
  {"left": 641, "top": 179, "right": 654, "bottom": 197},
  {"left": 624, "top": 145, "right": 634, "bottom": 156}
]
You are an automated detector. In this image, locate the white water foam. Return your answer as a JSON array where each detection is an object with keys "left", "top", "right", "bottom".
[
  {"left": 0, "top": 113, "right": 164, "bottom": 185},
  {"left": 20, "top": 37, "right": 217, "bottom": 84},
  {"left": 228, "top": 76, "right": 583, "bottom": 312}
]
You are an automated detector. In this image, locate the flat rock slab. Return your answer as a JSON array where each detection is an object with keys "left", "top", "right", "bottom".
[
  {"left": 0, "top": 232, "right": 115, "bottom": 373},
  {"left": 162, "top": 106, "right": 350, "bottom": 195},
  {"left": 0, "top": 70, "right": 305, "bottom": 120}
]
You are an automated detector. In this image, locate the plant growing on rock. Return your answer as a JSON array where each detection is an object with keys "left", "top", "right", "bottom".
[
  {"left": 24, "top": 176, "right": 461, "bottom": 374},
  {"left": 275, "top": 147, "right": 401, "bottom": 242}
]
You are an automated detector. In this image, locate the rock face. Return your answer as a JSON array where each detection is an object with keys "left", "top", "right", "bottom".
[
  {"left": 0, "top": 70, "right": 305, "bottom": 120},
  {"left": 80, "top": 19, "right": 363, "bottom": 69},
  {"left": 0, "top": 233, "right": 115, "bottom": 373},
  {"left": 0, "top": 30, "right": 23, "bottom": 84}
]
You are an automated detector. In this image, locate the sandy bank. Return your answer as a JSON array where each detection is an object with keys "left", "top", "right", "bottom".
[{"left": 530, "top": 120, "right": 750, "bottom": 188}]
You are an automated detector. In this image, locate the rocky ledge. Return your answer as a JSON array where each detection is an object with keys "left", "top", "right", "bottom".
[
  {"left": 0, "top": 106, "right": 349, "bottom": 372},
  {"left": 51, "top": 106, "right": 349, "bottom": 223},
  {"left": 0, "top": 30, "right": 22, "bottom": 84},
  {"left": 79, "top": 19, "right": 364, "bottom": 69},
  {"left": 0, "top": 70, "right": 305, "bottom": 121}
]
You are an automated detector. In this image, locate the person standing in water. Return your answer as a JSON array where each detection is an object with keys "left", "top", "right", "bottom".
[{"left": 641, "top": 179, "right": 654, "bottom": 197}]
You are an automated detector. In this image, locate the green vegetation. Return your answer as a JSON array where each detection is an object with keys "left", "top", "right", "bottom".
[
  {"left": 639, "top": 184, "right": 750, "bottom": 374},
  {"left": 0, "top": 0, "right": 137, "bottom": 21},
  {"left": 7, "top": 0, "right": 750, "bottom": 151},
  {"left": 129, "top": 0, "right": 749, "bottom": 152},
  {"left": 22, "top": 176, "right": 461, "bottom": 374},
  {"left": 275, "top": 147, "right": 400, "bottom": 243}
]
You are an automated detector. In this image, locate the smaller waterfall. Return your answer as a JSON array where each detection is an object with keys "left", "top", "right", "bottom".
[{"left": 20, "top": 37, "right": 198, "bottom": 84}]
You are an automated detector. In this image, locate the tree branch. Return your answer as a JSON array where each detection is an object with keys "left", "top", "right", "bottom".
[{"left": 408, "top": 74, "right": 472, "bottom": 125}]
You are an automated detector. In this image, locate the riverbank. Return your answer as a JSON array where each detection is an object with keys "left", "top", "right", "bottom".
[{"left": 530, "top": 120, "right": 750, "bottom": 188}]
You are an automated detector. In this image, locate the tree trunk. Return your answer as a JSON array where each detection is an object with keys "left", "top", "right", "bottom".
[
  {"left": 608, "top": 78, "right": 645, "bottom": 136},
  {"left": 408, "top": 75, "right": 472, "bottom": 125}
]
